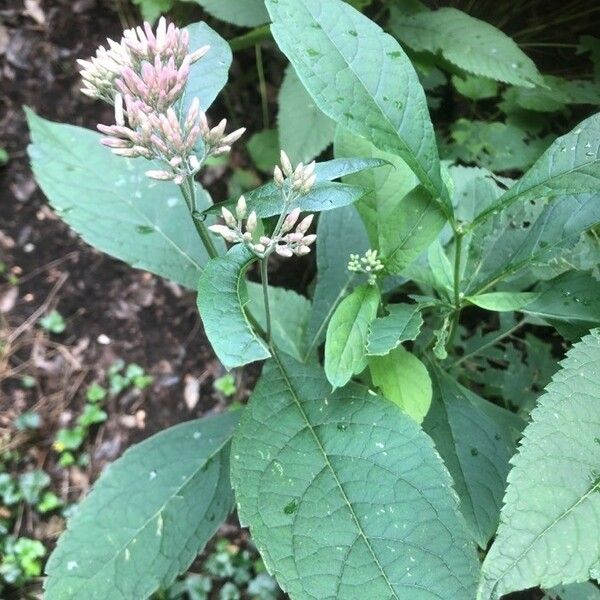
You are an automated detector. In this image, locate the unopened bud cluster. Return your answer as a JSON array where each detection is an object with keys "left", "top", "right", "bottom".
[
  {"left": 79, "top": 17, "right": 245, "bottom": 184},
  {"left": 274, "top": 151, "right": 317, "bottom": 195},
  {"left": 209, "top": 196, "right": 316, "bottom": 259},
  {"left": 348, "top": 249, "right": 384, "bottom": 285}
]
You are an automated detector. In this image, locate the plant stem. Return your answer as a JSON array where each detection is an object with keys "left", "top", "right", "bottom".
[
  {"left": 180, "top": 176, "right": 219, "bottom": 259},
  {"left": 260, "top": 257, "right": 272, "bottom": 343},
  {"left": 255, "top": 44, "right": 270, "bottom": 129},
  {"left": 446, "top": 230, "right": 464, "bottom": 350}
]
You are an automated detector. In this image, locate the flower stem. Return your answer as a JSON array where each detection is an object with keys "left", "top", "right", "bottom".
[
  {"left": 180, "top": 176, "right": 219, "bottom": 259},
  {"left": 446, "top": 230, "right": 463, "bottom": 351},
  {"left": 260, "top": 257, "right": 272, "bottom": 344}
]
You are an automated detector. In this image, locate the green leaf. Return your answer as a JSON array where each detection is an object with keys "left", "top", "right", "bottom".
[
  {"left": 452, "top": 74, "right": 498, "bottom": 100},
  {"left": 479, "top": 329, "right": 600, "bottom": 598},
  {"left": 182, "top": 22, "right": 233, "bottom": 112},
  {"left": 306, "top": 205, "right": 369, "bottom": 354},
  {"left": 131, "top": 0, "right": 173, "bottom": 23},
  {"left": 45, "top": 412, "right": 239, "bottom": 600},
  {"left": 366, "top": 303, "right": 423, "bottom": 356},
  {"left": 19, "top": 470, "right": 50, "bottom": 505},
  {"left": 246, "top": 282, "right": 311, "bottom": 361},
  {"left": 545, "top": 582, "right": 600, "bottom": 600},
  {"left": 77, "top": 404, "right": 108, "bottom": 427},
  {"left": 27, "top": 110, "right": 222, "bottom": 290},
  {"left": 278, "top": 65, "right": 335, "bottom": 164},
  {"left": 206, "top": 158, "right": 386, "bottom": 218},
  {"left": 188, "top": 0, "right": 269, "bottom": 27},
  {"left": 368, "top": 347, "right": 432, "bottom": 422},
  {"left": 392, "top": 7, "right": 543, "bottom": 88},
  {"left": 39, "top": 310, "right": 66, "bottom": 334},
  {"left": 247, "top": 129, "right": 279, "bottom": 174},
  {"left": 473, "top": 113, "right": 600, "bottom": 227},
  {"left": 464, "top": 193, "right": 600, "bottom": 294},
  {"left": 266, "top": 0, "right": 448, "bottom": 208},
  {"left": 231, "top": 354, "right": 480, "bottom": 599},
  {"left": 424, "top": 368, "right": 523, "bottom": 548},
  {"left": 444, "top": 119, "right": 552, "bottom": 173},
  {"left": 523, "top": 270, "right": 600, "bottom": 337},
  {"left": 197, "top": 245, "right": 270, "bottom": 370},
  {"left": 334, "top": 126, "right": 418, "bottom": 247},
  {"left": 466, "top": 291, "right": 539, "bottom": 312},
  {"left": 324, "top": 284, "right": 379, "bottom": 388},
  {"left": 380, "top": 185, "right": 446, "bottom": 273}
]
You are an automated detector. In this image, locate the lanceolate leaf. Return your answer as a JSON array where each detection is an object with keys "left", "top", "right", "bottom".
[
  {"left": 204, "top": 158, "right": 386, "bottom": 218},
  {"left": 266, "top": 0, "right": 449, "bottom": 209},
  {"left": 246, "top": 282, "right": 311, "bottom": 361},
  {"left": 306, "top": 204, "right": 369, "bottom": 355},
  {"left": 480, "top": 329, "right": 600, "bottom": 598},
  {"left": 278, "top": 64, "right": 335, "bottom": 164},
  {"left": 231, "top": 353, "right": 480, "bottom": 599},
  {"left": 466, "top": 291, "right": 539, "bottom": 312},
  {"left": 367, "top": 303, "right": 423, "bottom": 356},
  {"left": 45, "top": 412, "right": 240, "bottom": 600},
  {"left": 26, "top": 110, "right": 223, "bottom": 289},
  {"left": 197, "top": 245, "right": 270, "bottom": 370},
  {"left": 182, "top": 22, "right": 233, "bottom": 112},
  {"left": 424, "top": 368, "right": 523, "bottom": 549},
  {"left": 463, "top": 193, "right": 600, "bottom": 294},
  {"left": 334, "top": 127, "right": 418, "bottom": 246},
  {"left": 324, "top": 284, "right": 380, "bottom": 388},
  {"left": 368, "top": 347, "right": 432, "bottom": 423},
  {"left": 391, "top": 8, "right": 543, "bottom": 88},
  {"left": 472, "top": 114, "right": 600, "bottom": 228}
]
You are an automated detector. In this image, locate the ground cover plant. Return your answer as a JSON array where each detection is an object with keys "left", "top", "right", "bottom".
[{"left": 14, "top": 0, "right": 600, "bottom": 598}]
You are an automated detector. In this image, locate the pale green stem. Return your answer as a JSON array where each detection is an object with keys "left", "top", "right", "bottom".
[
  {"left": 255, "top": 44, "right": 269, "bottom": 129},
  {"left": 446, "top": 231, "right": 464, "bottom": 351},
  {"left": 180, "top": 176, "right": 219, "bottom": 259},
  {"left": 260, "top": 257, "right": 272, "bottom": 344}
]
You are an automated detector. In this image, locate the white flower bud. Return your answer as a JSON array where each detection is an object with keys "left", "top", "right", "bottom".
[
  {"left": 242, "top": 232, "right": 252, "bottom": 242},
  {"left": 208, "top": 224, "right": 238, "bottom": 243},
  {"left": 301, "top": 173, "right": 317, "bottom": 193},
  {"left": 246, "top": 211, "right": 257, "bottom": 233},
  {"left": 236, "top": 195, "right": 247, "bottom": 219},
  {"left": 281, "top": 208, "right": 301, "bottom": 233},
  {"left": 274, "top": 165, "right": 285, "bottom": 186},
  {"left": 221, "top": 206, "right": 237, "bottom": 228},
  {"left": 275, "top": 244, "right": 293, "bottom": 258},
  {"left": 253, "top": 243, "right": 266, "bottom": 253},
  {"left": 296, "top": 214, "right": 314, "bottom": 234},
  {"left": 188, "top": 155, "right": 200, "bottom": 171},
  {"left": 114, "top": 93, "right": 125, "bottom": 126},
  {"left": 303, "top": 161, "right": 316, "bottom": 178},
  {"left": 302, "top": 234, "right": 317, "bottom": 246},
  {"left": 280, "top": 150, "right": 293, "bottom": 176},
  {"left": 145, "top": 169, "right": 174, "bottom": 180},
  {"left": 296, "top": 245, "right": 311, "bottom": 256},
  {"left": 220, "top": 127, "right": 246, "bottom": 145},
  {"left": 259, "top": 236, "right": 271, "bottom": 246}
]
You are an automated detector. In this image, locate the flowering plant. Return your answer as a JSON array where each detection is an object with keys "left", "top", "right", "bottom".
[{"left": 26, "top": 2, "right": 600, "bottom": 600}]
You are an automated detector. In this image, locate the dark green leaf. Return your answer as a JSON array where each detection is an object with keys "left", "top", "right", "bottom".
[
  {"left": 197, "top": 245, "right": 270, "bottom": 370},
  {"left": 366, "top": 303, "right": 423, "bottom": 356},
  {"left": 45, "top": 412, "right": 239, "bottom": 600},
  {"left": 231, "top": 354, "right": 480, "bottom": 599}
]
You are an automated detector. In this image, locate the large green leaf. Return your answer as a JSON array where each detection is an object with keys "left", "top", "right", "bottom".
[
  {"left": 231, "top": 353, "right": 480, "bottom": 599},
  {"left": 187, "top": 0, "right": 269, "bottom": 27},
  {"left": 523, "top": 270, "right": 600, "bottom": 338},
  {"left": 247, "top": 282, "right": 311, "bottom": 361},
  {"left": 464, "top": 193, "right": 600, "bottom": 294},
  {"left": 204, "top": 158, "right": 386, "bottom": 218},
  {"left": 479, "top": 329, "right": 600, "bottom": 598},
  {"left": 466, "top": 291, "right": 539, "bottom": 312},
  {"left": 424, "top": 368, "right": 523, "bottom": 549},
  {"left": 278, "top": 65, "right": 335, "bottom": 164},
  {"left": 380, "top": 185, "right": 446, "bottom": 273},
  {"left": 306, "top": 204, "right": 369, "bottom": 355},
  {"left": 27, "top": 110, "right": 223, "bottom": 290},
  {"left": 197, "top": 245, "right": 270, "bottom": 370},
  {"left": 391, "top": 7, "right": 543, "bottom": 88},
  {"left": 366, "top": 303, "right": 423, "bottom": 356},
  {"left": 368, "top": 347, "right": 432, "bottom": 422},
  {"left": 545, "top": 582, "right": 600, "bottom": 600},
  {"left": 324, "top": 284, "right": 380, "bottom": 388},
  {"left": 334, "top": 127, "right": 418, "bottom": 246},
  {"left": 45, "top": 412, "right": 240, "bottom": 600},
  {"left": 266, "top": 0, "right": 449, "bottom": 208},
  {"left": 472, "top": 114, "right": 600, "bottom": 228},
  {"left": 182, "top": 22, "right": 232, "bottom": 112}
]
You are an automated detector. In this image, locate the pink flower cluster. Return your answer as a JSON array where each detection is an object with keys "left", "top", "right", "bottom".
[{"left": 79, "top": 18, "right": 244, "bottom": 185}]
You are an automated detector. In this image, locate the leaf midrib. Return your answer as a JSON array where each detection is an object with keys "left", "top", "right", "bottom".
[{"left": 272, "top": 351, "right": 401, "bottom": 600}]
